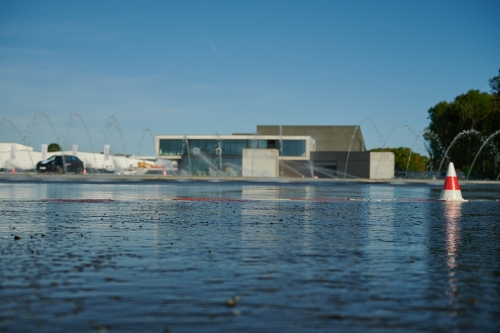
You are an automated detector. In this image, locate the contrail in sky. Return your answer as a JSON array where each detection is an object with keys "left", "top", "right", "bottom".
[{"left": 205, "top": 34, "right": 217, "bottom": 52}]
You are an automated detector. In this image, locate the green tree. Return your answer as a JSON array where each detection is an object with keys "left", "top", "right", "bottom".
[
  {"left": 489, "top": 69, "right": 500, "bottom": 97},
  {"left": 48, "top": 143, "right": 62, "bottom": 152},
  {"left": 424, "top": 71, "right": 500, "bottom": 179},
  {"left": 370, "top": 147, "right": 429, "bottom": 172}
]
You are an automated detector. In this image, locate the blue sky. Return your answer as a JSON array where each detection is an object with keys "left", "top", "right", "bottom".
[{"left": 1, "top": 0, "right": 499, "bottom": 156}]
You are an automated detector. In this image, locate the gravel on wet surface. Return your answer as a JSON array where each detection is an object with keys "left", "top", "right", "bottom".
[{"left": 1, "top": 182, "right": 500, "bottom": 332}]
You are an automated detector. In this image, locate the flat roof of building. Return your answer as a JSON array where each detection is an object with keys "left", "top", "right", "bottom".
[{"left": 156, "top": 134, "right": 314, "bottom": 140}]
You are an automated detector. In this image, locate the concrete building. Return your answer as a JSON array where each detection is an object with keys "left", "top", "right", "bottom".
[
  {"left": 0, "top": 126, "right": 394, "bottom": 178},
  {"left": 156, "top": 134, "right": 315, "bottom": 177},
  {"left": 156, "top": 126, "right": 394, "bottom": 179},
  {"left": 256, "top": 125, "right": 366, "bottom": 151}
]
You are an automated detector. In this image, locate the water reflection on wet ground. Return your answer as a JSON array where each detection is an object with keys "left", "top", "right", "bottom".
[{"left": 1, "top": 182, "right": 499, "bottom": 332}]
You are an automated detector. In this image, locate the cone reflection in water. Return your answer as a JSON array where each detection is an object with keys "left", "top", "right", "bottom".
[
  {"left": 438, "top": 162, "right": 467, "bottom": 202},
  {"left": 445, "top": 202, "right": 461, "bottom": 303}
]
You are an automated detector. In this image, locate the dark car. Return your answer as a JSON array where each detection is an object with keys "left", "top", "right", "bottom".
[{"left": 36, "top": 155, "right": 84, "bottom": 174}]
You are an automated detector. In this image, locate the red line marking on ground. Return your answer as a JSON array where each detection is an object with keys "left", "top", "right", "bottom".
[
  {"left": 173, "top": 198, "right": 251, "bottom": 202},
  {"left": 291, "top": 198, "right": 354, "bottom": 202}
]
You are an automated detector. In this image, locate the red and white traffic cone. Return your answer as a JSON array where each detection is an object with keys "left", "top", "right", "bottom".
[
  {"left": 83, "top": 168, "right": 87, "bottom": 175},
  {"left": 438, "top": 162, "right": 467, "bottom": 202},
  {"left": 11, "top": 167, "right": 16, "bottom": 174},
  {"left": 163, "top": 170, "right": 167, "bottom": 176}
]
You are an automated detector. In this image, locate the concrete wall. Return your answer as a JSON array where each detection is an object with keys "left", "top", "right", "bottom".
[
  {"left": 280, "top": 152, "right": 394, "bottom": 179},
  {"left": 242, "top": 149, "right": 279, "bottom": 177},
  {"left": 256, "top": 126, "right": 366, "bottom": 152},
  {"left": 0, "top": 145, "right": 151, "bottom": 172},
  {"left": 311, "top": 151, "right": 371, "bottom": 178},
  {"left": 369, "top": 152, "right": 394, "bottom": 179}
]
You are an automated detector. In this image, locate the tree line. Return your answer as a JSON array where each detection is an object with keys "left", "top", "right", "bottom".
[
  {"left": 370, "top": 147, "right": 429, "bottom": 172},
  {"left": 370, "top": 70, "right": 499, "bottom": 178},
  {"left": 424, "top": 70, "right": 500, "bottom": 179}
]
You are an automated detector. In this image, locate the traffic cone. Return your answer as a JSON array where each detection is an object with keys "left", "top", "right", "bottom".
[
  {"left": 11, "top": 167, "right": 16, "bottom": 174},
  {"left": 163, "top": 170, "right": 167, "bottom": 176},
  {"left": 438, "top": 162, "right": 467, "bottom": 202},
  {"left": 83, "top": 168, "right": 87, "bottom": 175}
]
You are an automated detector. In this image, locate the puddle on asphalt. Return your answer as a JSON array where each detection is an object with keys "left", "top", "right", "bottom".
[{"left": 1, "top": 182, "right": 500, "bottom": 332}]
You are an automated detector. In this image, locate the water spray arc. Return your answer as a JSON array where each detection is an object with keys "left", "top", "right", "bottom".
[
  {"left": 436, "top": 129, "right": 484, "bottom": 176},
  {"left": 101, "top": 116, "right": 129, "bottom": 168},
  {"left": 1, "top": 117, "right": 35, "bottom": 169},
  {"left": 24, "top": 112, "right": 60, "bottom": 147},
  {"left": 279, "top": 126, "right": 284, "bottom": 177},
  {"left": 466, "top": 129, "right": 500, "bottom": 180},
  {"left": 344, "top": 118, "right": 384, "bottom": 179},
  {"left": 374, "top": 123, "right": 416, "bottom": 179},
  {"left": 5, "top": 113, "right": 496, "bottom": 181},
  {"left": 105, "top": 116, "right": 127, "bottom": 155},
  {"left": 137, "top": 128, "right": 155, "bottom": 156},
  {"left": 66, "top": 113, "right": 98, "bottom": 168},
  {"left": 216, "top": 132, "right": 223, "bottom": 176},
  {"left": 404, "top": 129, "right": 443, "bottom": 179},
  {"left": 182, "top": 136, "right": 192, "bottom": 176},
  {"left": 25, "top": 113, "right": 62, "bottom": 168}
]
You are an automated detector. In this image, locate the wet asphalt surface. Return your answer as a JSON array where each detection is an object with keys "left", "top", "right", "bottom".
[{"left": 1, "top": 182, "right": 500, "bottom": 332}]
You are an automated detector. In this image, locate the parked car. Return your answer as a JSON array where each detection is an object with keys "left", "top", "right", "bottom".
[{"left": 36, "top": 155, "right": 84, "bottom": 174}]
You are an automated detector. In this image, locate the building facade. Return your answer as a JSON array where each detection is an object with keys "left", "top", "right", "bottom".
[
  {"left": 155, "top": 126, "right": 394, "bottom": 179},
  {"left": 156, "top": 134, "right": 315, "bottom": 177}
]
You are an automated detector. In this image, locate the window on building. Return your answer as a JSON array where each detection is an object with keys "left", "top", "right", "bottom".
[
  {"left": 282, "top": 140, "right": 306, "bottom": 156},
  {"left": 159, "top": 139, "right": 183, "bottom": 155},
  {"left": 190, "top": 139, "right": 211, "bottom": 153},
  {"left": 160, "top": 138, "right": 307, "bottom": 157},
  {"left": 207, "top": 140, "right": 217, "bottom": 154},
  {"left": 267, "top": 140, "right": 277, "bottom": 149},
  {"left": 248, "top": 140, "right": 267, "bottom": 149},
  {"left": 222, "top": 139, "right": 248, "bottom": 155}
]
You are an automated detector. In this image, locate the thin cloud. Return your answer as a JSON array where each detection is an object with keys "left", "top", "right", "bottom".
[{"left": 205, "top": 34, "right": 217, "bottom": 52}]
